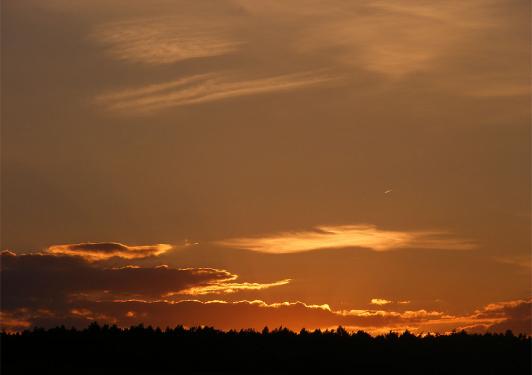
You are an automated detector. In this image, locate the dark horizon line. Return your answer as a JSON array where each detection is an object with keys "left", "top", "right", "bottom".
[
  {"left": 4, "top": 321, "right": 530, "bottom": 374},
  {"left": 3, "top": 321, "right": 531, "bottom": 338}
]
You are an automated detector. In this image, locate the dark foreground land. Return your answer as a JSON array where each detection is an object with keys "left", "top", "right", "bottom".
[{"left": 1, "top": 324, "right": 530, "bottom": 374}]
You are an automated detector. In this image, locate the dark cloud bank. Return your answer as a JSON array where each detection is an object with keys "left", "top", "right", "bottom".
[{"left": 1, "top": 250, "right": 529, "bottom": 335}]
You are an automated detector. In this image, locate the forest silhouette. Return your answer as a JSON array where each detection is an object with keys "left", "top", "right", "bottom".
[{"left": 2, "top": 323, "right": 530, "bottom": 374}]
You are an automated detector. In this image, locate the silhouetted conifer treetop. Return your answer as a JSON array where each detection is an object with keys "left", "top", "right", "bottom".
[{"left": 2, "top": 322, "right": 530, "bottom": 374}]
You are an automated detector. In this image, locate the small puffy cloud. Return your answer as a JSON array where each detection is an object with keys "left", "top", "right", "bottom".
[
  {"left": 46, "top": 242, "right": 173, "bottom": 261},
  {"left": 371, "top": 298, "right": 392, "bottom": 306}
]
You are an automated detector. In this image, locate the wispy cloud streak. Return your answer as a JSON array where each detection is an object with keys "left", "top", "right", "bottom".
[
  {"left": 216, "top": 225, "right": 476, "bottom": 253},
  {"left": 96, "top": 71, "right": 337, "bottom": 113},
  {"left": 173, "top": 279, "right": 291, "bottom": 296},
  {"left": 91, "top": 18, "right": 241, "bottom": 65}
]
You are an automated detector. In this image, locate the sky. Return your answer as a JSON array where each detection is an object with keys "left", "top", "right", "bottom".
[{"left": 1, "top": 0, "right": 530, "bottom": 335}]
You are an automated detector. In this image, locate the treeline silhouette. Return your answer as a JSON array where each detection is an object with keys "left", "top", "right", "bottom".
[{"left": 2, "top": 323, "right": 530, "bottom": 374}]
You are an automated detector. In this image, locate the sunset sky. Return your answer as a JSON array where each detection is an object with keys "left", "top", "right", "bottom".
[{"left": 1, "top": 0, "right": 530, "bottom": 335}]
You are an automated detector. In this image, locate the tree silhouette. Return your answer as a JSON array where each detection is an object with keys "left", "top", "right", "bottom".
[{"left": 1, "top": 323, "right": 530, "bottom": 374}]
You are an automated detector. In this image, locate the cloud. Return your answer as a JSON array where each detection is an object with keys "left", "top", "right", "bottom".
[
  {"left": 3, "top": 297, "right": 529, "bottom": 336},
  {"left": 90, "top": 17, "right": 241, "bottom": 65},
  {"left": 411, "top": 299, "right": 532, "bottom": 335},
  {"left": 0, "top": 311, "right": 31, "bottom": 332},
  {"left": 477, "top": 299, "right": 532, "bottom": 335},
  {"left": 216, "top": 224, "right": 476, "bottom": 253},
  {"left": 88, "top": 0, "right": 527, "bottom": 117},
  {"left": 95, "top": 70, "right": 338, "bottom": 113},
  {"left": 235, "top": 0, "right": 529, "bottom": 99},
  {"left": 370, "top": 299, "right": 411, "bottom": 307},
  {"left": 175, "top": 279, "right": 291, "bottom": 296},
  {"left": 46, "top": 242, "right": 173, "bottom": 261},
  {"left": 0, "top": 251, "right": 288, "bottom": 310},
  {"left": 236, "top": 0, "right": 492, "bottom": 78},
  {"left": 493, "top": 255, "right": 531, "bottom": 269},
  {"left": 1, "top": 251, "right": 527, "bottom": 334},
  {"left": 371, "top": 298, "right": 392, "bottom": 306}
]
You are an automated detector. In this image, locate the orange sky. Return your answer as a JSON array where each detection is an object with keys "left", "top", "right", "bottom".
[{"left": 1, "top": 0, "right": 530, "bottom": 334}]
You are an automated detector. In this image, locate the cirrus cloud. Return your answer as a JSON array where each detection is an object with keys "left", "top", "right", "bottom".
[
  {"left": 216, "top": 224, "right": 476, "bottom": 254},
  {"left": 90, "top": 17, "right": 242, "bottom": 65},
  {"left": 95, "top": 70, "right": 339, "bottom": 114}
]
